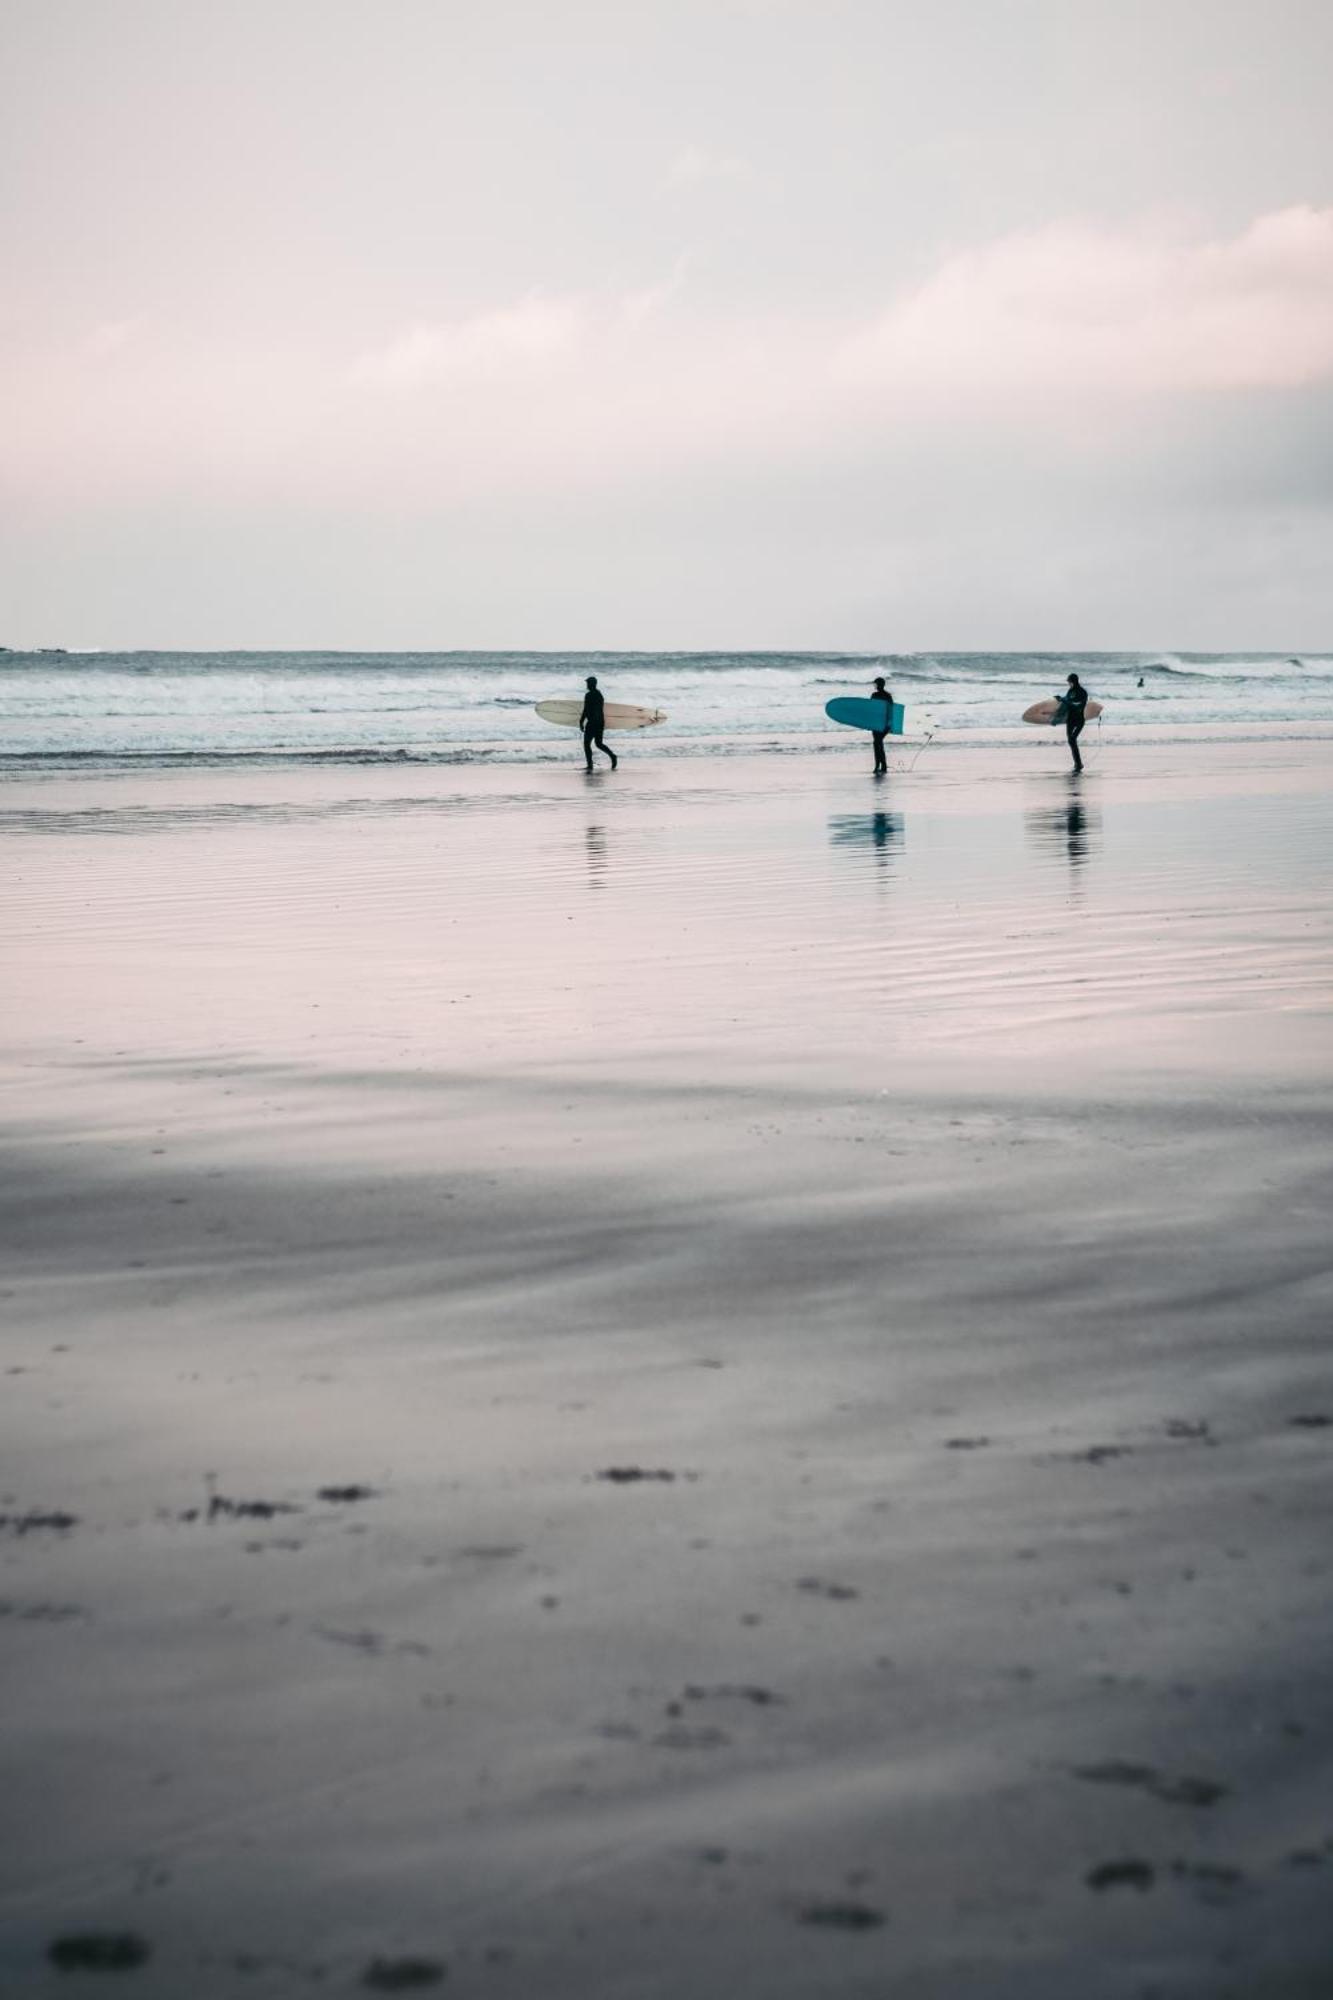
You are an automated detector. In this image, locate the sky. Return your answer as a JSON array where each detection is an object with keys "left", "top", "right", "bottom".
[{"left": 2, "top": 0, "right": 1331, "bottom": 650}]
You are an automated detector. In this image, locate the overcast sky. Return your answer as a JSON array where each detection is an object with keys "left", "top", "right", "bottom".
[{"left": 2, "top": 0, "right": 1331, "bottom": 649}]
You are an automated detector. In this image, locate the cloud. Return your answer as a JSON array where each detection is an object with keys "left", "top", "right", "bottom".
[
  {"left": 665, "top": 143, "right": 758, "bottom": 189},
  {"left": 6, "top": 209, "right": 1332, "bottom": 520},
  {"left": 346, "top": 270, "right": 687, "bottom": 395},
  {"left": 838, "top": 206, "right": 1333, "bottom": 408},
  {"left": 348, "top": 295, "right": 584, "bottom": 388},
  {"left": 615, "top": 254, "right": 690, "bottom": 330},
  {"left": 84, "top": 316, "right": 147, "bottom": 358}
]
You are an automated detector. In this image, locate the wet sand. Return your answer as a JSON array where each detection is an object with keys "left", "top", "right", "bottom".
[{"left": 2, "top": 742, "right": 1332, "bottom": 1995}]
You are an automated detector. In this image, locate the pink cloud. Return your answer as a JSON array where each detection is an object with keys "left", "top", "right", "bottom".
[
  {"left": 4, "top": 209, "right": 1331, "bottom": 512},
  {"left": 348, "top": 296, "right": 584, "bottom": 388},
  {"left": 838, "top": 206, "right": 1333, "bottom": 404}
]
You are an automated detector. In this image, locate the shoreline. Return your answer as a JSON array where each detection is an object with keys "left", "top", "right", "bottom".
[{"left": 4, "top": 716, "right": 1333, "bottom": 779}]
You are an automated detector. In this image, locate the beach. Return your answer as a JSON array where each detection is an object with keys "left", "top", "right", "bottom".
[{"left": 3, "top": 737, "right": 1333, "bottom": 1997}]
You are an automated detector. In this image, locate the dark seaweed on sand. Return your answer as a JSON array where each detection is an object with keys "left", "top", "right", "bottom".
[
  {"left": 1073, "top": 1761, "right": 1227, "bottom": 1807},
  {"left": 1086, "top": 1860, "right": 1155, "bottom": 1892},
  {"left": 1, "top": 1509, "right": 78, "bottom": 1534},
  {"left": 797, "top": 1901, "right": 886, "bottom": 1930},
  {"left": 596, "top": 1466, "right": 677, "bottom": 1483},
  {"left": 204, "top": 1493, "right": 301, "bottom": 1521},
  {"left": 48, "top": 1931, "right": 151, "bottom": 1970},
  {"left": 361, "top": 1957, "right": 447, "bottom": 1989}
]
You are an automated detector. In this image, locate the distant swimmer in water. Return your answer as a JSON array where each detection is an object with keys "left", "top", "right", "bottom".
[
  {"left": 580, "top": 675, "right": 618, "bottom": 773},
  {"left": 870, "top": 675, "right": 894, "bottom": 774},
  {"left": 1062, "top": 672, "right": 1090, "bottom": 772},
  {"left": 1137, "top": 675, "right": 1145, "bottom": 687}
]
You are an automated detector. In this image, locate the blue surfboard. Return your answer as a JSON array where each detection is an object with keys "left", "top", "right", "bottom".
[{"left": 825, "top": 697, "right": 904, "bottom": 736}]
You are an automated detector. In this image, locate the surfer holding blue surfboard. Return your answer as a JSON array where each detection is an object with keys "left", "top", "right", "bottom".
[
  {"left": 870, "top": 676, "right": 895, "bottom": 773},
  {"left": 823, "top": 681, "right": 905, "bottom": 764}
]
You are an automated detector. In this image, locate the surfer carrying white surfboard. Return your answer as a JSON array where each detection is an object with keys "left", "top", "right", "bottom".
[
  {"left": 870, "top": 676, "right": 895, "bottom": 774},
  {"left": 580, "top": 676, "right": 618, "bottom": 773},
  {"left": 1060, "top": 673, "right": 1090, "bottom": 772}
]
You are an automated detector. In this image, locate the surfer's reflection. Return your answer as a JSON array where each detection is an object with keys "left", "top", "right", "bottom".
[
  {"left": 584, "top": 822, "right": 609, "bottom": 889},
  {"left": 828, "top": 811, "right": 904, "bottom": 865},
  {"left": 1024, "top": 787, "right": 1102, "bottom": 873}
]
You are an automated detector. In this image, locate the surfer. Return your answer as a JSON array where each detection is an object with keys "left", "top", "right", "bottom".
[
  {"left": 870, "top": 675, "right": 894, "bottom": 774},
  {"left": 580, "top": 675, "right": 618, "bottom": 773},
  {"left": 1062, "top": 672, "right": 1089, "bottom": 772}
]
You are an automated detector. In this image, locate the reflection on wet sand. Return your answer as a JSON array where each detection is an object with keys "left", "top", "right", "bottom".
[
  {"left": 1025, "top": 785, "right": 1102, "bottom": 873},
  {"left": 828, "top": 811, "right": 904, "bottom": 863},
  {"left": 584, "top": 823, "right": 608, "bottom": 888}
]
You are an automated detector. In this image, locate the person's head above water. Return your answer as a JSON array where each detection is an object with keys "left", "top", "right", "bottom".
[{"left": 586, "top": 675, "right": 598, "bottom": 689}]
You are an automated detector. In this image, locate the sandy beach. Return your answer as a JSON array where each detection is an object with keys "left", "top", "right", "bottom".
[{"left": 3, "top": 739, "right": 1333, "bottom": 1997}]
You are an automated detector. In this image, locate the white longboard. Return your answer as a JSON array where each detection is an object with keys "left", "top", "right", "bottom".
[{"left": 535, "top": 699, "right": 666, "bottom": 731}]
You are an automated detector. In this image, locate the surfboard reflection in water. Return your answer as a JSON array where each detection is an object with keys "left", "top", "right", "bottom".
[
  {"left": 827, "top": 811, "right": 904, "bottom": 865},
  {"left": 1024, "top": 793, "right": 1103, "bottom": 875},
  {"left": 584, "top": 823, "right": 609, "bottom": 890}
]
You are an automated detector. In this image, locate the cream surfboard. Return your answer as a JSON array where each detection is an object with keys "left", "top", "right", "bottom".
[
  {"left": 1023, "top": 698, "right": 1103, "bottom": 725},
  {"left": 535, "top": 700, "right": 666, "bottom": 731}
]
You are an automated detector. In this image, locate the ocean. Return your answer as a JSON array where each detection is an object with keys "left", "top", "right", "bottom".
[{"left": 1, "top": 649, "right": 1330, "bottom": 767}]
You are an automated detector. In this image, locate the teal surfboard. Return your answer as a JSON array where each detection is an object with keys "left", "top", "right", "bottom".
[{"left": 825, "top": 697, "right": 904, "bottom": 736}]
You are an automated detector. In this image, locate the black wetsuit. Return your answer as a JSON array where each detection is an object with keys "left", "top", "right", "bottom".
[
  {"left": 580, "top": 688, "right": 616, "bottom": 769},
  {"left": 1064, "top": 683, "right": 1088, "bottom": 770},
  {"left": 871, "top": 690, "right": 894, "bottom": 772}
]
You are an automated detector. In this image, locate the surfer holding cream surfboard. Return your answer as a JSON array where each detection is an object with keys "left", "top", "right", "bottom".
[
  {"left": 533, "top": 679, "right": 667, "bottom": 769},
  {"left": 1061, "top": 672, "right": 1090, "bottom": 771},
  {"left": 1022, "top": 674, "right": 1100, "bottom": 771}
]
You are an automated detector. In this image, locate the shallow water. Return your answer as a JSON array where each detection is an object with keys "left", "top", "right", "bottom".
[
  {"left": 3, "top": 748, "right": 1330, "bottom": 1083},
  {"left": 3, "top": 648, "right": 1332, "bottom": 765}
]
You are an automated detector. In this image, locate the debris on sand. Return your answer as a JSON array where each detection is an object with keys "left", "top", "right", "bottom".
[
  {"left": 1, "top": 1509, "right": 78, "bottom": 1535},
  {"left": 204, "top": 1493, "right": 301, "bottom": 1522},
  {"left": 797, "top": 1901, "right": 886, "bottom": 1930},
  {"left": 596, "top": 1467, "right": 678, "bottom": 1483},
  {"left": 1073, "top": 1761, "right": 1227, "bottom": 1807},
  {"left": 48, "top": 1931, "right": 151, "bottom": 1970},
  {"left": 361, "top": 1956, "right": 447, "bottom": 1989},
  {"left": 1086, "top": 1859, "right": 1155, "bottom": 1892}
]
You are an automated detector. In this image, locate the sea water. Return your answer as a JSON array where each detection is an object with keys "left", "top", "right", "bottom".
[{"left": 1, "top": 650, "right": 1330, "bottom": 767}]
